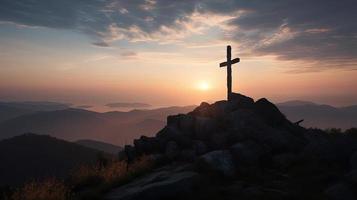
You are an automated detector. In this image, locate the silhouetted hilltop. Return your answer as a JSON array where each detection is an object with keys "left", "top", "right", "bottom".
[
  {"left": 105, "top": 93, "right": 357, "bottom": 200},
  {"left": 76, "top": 139, "right": 122, "bottom": 154},
  {"left": 0, "top": 101, "right": 70, "bottom": 123},
  {"left": 0, "top": 134, "right": 103, "bottom": 186}
]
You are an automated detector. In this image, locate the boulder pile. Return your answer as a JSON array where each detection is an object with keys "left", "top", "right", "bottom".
[{"left": 109, "top": 93, "right": 357, "bottom": 200}]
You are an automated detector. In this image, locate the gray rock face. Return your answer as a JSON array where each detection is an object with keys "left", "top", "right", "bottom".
[
  {"left": 196, "top": 150, "right": 235, "bottom": 177},
  {"left": 105, "top": 167, "right": 200, "bottom": 200}
]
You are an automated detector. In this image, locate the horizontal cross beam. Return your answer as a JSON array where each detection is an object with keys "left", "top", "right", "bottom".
[{"left": 219, "top": 58, "right": 240, "bottom": 67}]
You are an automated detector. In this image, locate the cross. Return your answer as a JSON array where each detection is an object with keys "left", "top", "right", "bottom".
[{"left": 219, "top": 45, "right": 240, "bottom": 100}]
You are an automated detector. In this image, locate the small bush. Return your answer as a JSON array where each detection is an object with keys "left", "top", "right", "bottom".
[{"left": 10, "top": 178, "right": 71, "bottom": 200}]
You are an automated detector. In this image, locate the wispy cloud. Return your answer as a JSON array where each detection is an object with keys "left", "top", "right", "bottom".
[{"left": 1, "top": 0, "right": 356, "bottom": 71}]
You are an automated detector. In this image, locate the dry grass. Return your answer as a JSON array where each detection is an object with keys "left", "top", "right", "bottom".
[
  {"left": 71, "top": 156, "right": 153, "bottom": 187},
  {"left": 6, "top": 156, "right": 154, "bottom": 200},
  {"left": 10, "top": 178, "right": 71, "bottom": 200}
]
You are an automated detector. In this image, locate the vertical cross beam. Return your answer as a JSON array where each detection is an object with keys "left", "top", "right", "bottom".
[
  {"left": 219, "top": 45, "right": 240, "bottom": 101},
  {"left": 226, "top": 45, "right": 232, "bottom": 100}
]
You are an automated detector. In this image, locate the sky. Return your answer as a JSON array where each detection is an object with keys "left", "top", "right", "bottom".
[{"left": 0, "top": 0, "right": 356, "bottom": 110}]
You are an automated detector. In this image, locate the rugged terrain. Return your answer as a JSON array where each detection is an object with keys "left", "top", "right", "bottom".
[{"left": 105, "top": 93, "right": 357, "bottom": 200}]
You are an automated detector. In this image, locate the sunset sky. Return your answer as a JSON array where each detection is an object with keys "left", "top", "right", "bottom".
[{"left": 0, "top": 0, "right": 356, "bottom": 110}]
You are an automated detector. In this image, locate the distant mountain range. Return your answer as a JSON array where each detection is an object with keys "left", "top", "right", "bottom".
[
  {"left": 0, "top": 134, "right": 103, "bottom": 186},
  {"left": 76, "top": 139, "right": 122, "bottom": 154},
  {"left": 0, "top": 100, "right": 356, "bottom": 147},
  {"left": 277, "top": 100, "right": 357, "bottom": 130},
  {"left": 0, "top": 104, "right": 195, "bottom": 145},
  {"left": 0, "top": 101, "right": 70, "bottom": 122}
]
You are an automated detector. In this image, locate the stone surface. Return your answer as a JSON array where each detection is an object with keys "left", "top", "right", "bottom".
[
  {"left": 105, "top": 167, "right": 200, "bottom": 200},
  {"left": 196, "top": 150, "right": 235, "bottom": 177},
  {"left": 165, "top": 141, "right": 179, "bottom": 160},
  {"left": 230, "top": 140, "right": 265, "bottom": 167},
  {"left": 324, "top": 183, "right": 355, "bottom": 200}
]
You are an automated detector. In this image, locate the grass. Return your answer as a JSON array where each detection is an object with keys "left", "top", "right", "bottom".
[
  {"left": 5, "top": 156, "right": 155, "bottom": 200},
  {"left": 9, "top": 178, "right": 71, "bottom": 200}
]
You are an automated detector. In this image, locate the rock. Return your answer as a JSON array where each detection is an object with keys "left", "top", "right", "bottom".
[
  {"left": 194, "top": 117, "right": 218, "bottom": 140},
  {"left": 194, "top": 140, "right": 208, "bottom": 155},
  {"left": 196, "top": 150, "right": 235, "bottom": 177},
  {"left": 208, "top": 133, "right": 228, "bottom": 150},
  {"left": 350, "top": 151, "right": 357, "bottom": 170},
  {"left": 165, "top": 141, "right": 180, "bottom": 160},
  {"left": 179, "top": 149, "right": 196, "bottom": 161},
  {"left": 228, "top": 109, "right": 265, "bottom": 131},
  {"left": 105, "top": 168, "right": 200, "bottom": 200},
  {"left": 241, "top": 186, "right": 264, "bottom": 199},
  {"left": 167, "top": 114, "right": 195, "bottom": 136},
  {"left": 134, "top": 136, "right": 159, "bottom": 154},
  {"left": 345, "top": 170, "right": 357, "bottom": 183},
  {"left": 156, "top": 126, "right": 192, "bottom": 148},
  {"left": 188, "top": 102, "right": 211, "bottom": 117},
  {"left": 229, "top": 140, "right": 265, "bottom": 167},
  {"left": 272, "top": 153, "right": 297, "bottom": 170},
  {"left": 324, "top": 183, "right": 355, "bottom": 200},
  {"left": 254, "top": 98, "right": 287, "bottom": 127},
  {"left": 123, "top": 145, "right": 136, "bottom": 162},
  {"left": 228, "top": 93, "right": 254, "bottom": 109}
]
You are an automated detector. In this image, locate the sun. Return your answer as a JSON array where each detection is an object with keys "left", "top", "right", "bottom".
[{"left": 197, "top": 81, "right": 211, "bottom": 91}]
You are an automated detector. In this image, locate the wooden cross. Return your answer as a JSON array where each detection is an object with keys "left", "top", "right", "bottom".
[{"left": 219, "top": 45, "right": 240, "bottom": 100}]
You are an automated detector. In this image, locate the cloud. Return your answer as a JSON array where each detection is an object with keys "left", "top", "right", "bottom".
[
  {"left": 1, "top": 0, "right": 356, "bottom": 70},
  {"left": 105, "top": 102, "right": 151, "bottom": 108},
  {"left": 120, "top": 51, "right": 137, "bottom": 58},
  {"left": 92, "top": 41, "right": 110, "bottom": 47}
]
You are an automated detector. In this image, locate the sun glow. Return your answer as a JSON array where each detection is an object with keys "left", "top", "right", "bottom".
[{"left": 196, "top": 81, "right": 211, "bottom": 91}]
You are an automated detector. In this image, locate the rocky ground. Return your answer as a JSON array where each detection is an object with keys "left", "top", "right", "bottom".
[{"left": 106, "top": 93, "right": 357, "bottom": 200}]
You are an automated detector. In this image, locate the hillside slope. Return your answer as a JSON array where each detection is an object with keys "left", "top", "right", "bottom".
[{"left": 0, "top": 134, "right": 102, "bottom": 186}]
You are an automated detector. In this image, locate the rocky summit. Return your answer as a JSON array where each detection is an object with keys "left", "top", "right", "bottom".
[{"left": 108, "top": 93, "right": 357, "bottom": 200}]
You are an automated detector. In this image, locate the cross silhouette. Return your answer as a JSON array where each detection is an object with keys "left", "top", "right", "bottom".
[{"left": 219, "top": 45, "right": 240, "bottom": 100}]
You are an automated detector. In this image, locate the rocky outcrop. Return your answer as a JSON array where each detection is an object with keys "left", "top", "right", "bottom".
[
  {"left": 110, "top": 93, "right": 357, "bottom": 200},
  {"left": 105, "top": 165, "right": 199, "bottom": 200}
]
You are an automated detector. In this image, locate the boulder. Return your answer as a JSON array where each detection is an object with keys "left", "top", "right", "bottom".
[
  {"left": 156, "top": 126, "right": 192, "bottom": 149},
  {"left": 209, "top": 132, "right": 228, "bottom": 150},
  {"left": 167, "top": 114, "right": 195, "bottom": 136},
  {"left": 134, "top": 136, "right": 159, "bottom": 154},
  {"left": 194, "top": 117, "right": 218, "bottom": 140},
  {"left": 105, "top": 168, "right": 200, "bottom": 200},
  {"left": 229, "top": 140, "right": 266, "bottom": 169},
  {"left": 324, "top": 183, "right": 355, "bottom": 200},
  {"left": 254, "top": 98, "right": 287, "bottom": 127},
  {"left": 188, "top": 102, "right": 211, "bottom": 117},
  {"left": 165, "top": 141, "right": 180, "bottom": 160},
  {"left": 350, "top": 151, "right": 357, "bottom": 170},
  {"left": 272, "top": 153, "right": 297, "bottom": 170},
  {"left": 345, "top": 170, "right": 357, "bottom": 184},
  {"left": 196, "top": 150, "right": 235, "bottom": 177},
  {"left": 228, "top": 93, "right": 254, "bottom": 109},
  {"left": 179, "top": 149, "right": 196, "bottom": 161},
  {"left": 194, "top": 140, "right": 208, "bottom": 155}
]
